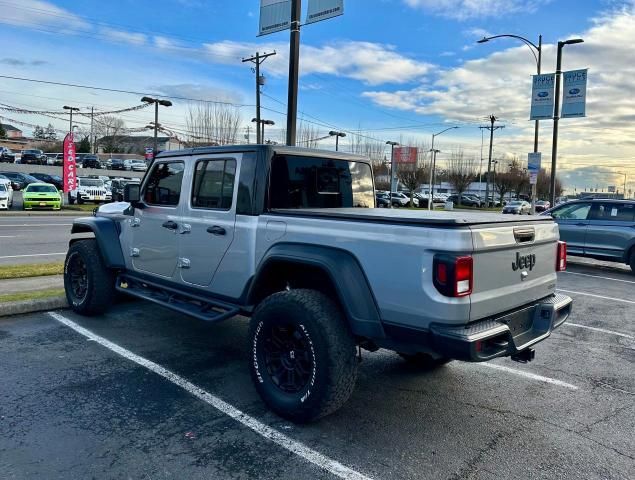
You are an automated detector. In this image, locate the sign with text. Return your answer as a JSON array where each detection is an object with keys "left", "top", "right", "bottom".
[
  {"left": 527, "top": 152, "right": 542, "bottom": 185},
  {"left": 530, "top": 73, "right": 555, "bottom": 120},
  {"left": 393, "top": 146, "right": 418, "bottom": 164},
  {"left": 259, "top": 0, "right": 291, "bottom": 36},
  {"left": 145, "top": 147, "right": 154, "bottom": 161},
  {"left": 306, "top": 0, "right": 344, "bottom": 24},
  {"left": 561, "top": 68, "right": 588, "bottom": 118},
  {"left": 62, "top": 133, "right": 77, "bottom": 193}
]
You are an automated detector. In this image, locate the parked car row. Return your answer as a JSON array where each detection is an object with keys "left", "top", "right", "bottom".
[{"left": 0, "top": 149, "right": 150, "bottom": 170}]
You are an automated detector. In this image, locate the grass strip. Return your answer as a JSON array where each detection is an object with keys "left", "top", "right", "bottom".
[
  {"left": 0, "top": 288, "right": 65, "bottom": 304},
  {"left": 0, "top": 262, "right": 64, "bottom": 280}
]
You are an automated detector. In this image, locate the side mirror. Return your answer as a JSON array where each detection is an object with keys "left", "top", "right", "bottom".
[{"left": 124, "top": 183, "right": 141, "bottom": 203}]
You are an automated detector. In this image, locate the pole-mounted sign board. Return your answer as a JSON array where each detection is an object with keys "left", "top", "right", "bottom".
[
  {"left": 394, "top": 147, "right": 418, "bottom": 164},
  {"left": 259, "top": 0, "right": 291, "bottom": 36},
  {"left": 528, "top": 152, "right": 542, "bottom": 185},
  {"left": 561, "top": 68, "right": 588, "bottom": 118},
  {"left": 306, "top": 0, "right": 344, "bottom": 24},
  {"left": 530, "top": 74, "right": 555, "bottom": 120},
  {"left": 63, "top": 132, "right": 77, "bottom": 193}
]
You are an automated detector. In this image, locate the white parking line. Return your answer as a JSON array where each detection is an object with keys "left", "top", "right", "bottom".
[
  {"left": 565, "top": 322, "right": 634, "bottom": 340},
  {"left": 476, "top": 363, "right": 579, "bottom": 390},
  {"left": 560, "top": 271, "right": 635, "bottom": 285},
  {"left": 557, "top": 289, "right": 635, "bottom": 305},
  {"left": 48, "top": 312, "right": 373, "bottom": 480},
  {"left": 0, "top": 253, "right": 66, "bottom": 259}
]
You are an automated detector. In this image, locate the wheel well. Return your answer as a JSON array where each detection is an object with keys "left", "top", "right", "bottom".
[
  {"left": 627, "top": 243, "right": 635, "bottom": 264},
  {"left": 250, "top": 261, "right": 340, "bottom": 309}
]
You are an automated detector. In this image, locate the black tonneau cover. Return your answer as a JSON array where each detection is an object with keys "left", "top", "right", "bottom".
[{"left": 270, "top": 208, "right": 554, "bottom": 227}]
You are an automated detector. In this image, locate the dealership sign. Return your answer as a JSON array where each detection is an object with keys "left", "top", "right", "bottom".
[
  {"left": 527, "top": 152, "right": 542, "bottom": 185},
  {"left": 393, "top": 147, "right": 418, "bottom": 164},
  {"left": 259, "top": 0, "right": 291, "bottom": 36},
  {"left": 561, "top": 69, "right": 588, "bottom": 118},
  {"left": 306, "top": 0, "right": 343, "bottom": 24},
  {"left": 530, "top": 74, "right": 555, "bottom": 120},
  {"left": 62, "top": 132, "right": 77, "bottom": 193}
]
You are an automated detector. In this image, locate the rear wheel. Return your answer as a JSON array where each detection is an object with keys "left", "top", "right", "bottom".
[
  {"left": 398, "top": 352, "right": 453, "bottom": 369},
  {"left": 629, "top": 249, "right": 635, "bottom": 275},
  {"left": 249, "top": 289, "right": 358, "bottom": 423},
  {"left": 64, "top": 239, "right": 115, "bottom": 315}
]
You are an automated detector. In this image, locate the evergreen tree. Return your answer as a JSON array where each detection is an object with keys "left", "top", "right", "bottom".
[
  {"left": 44, "top": 123, "right": 57, "bottom": 141},
  {"left": 33, "top": 125, "right": 46, "bottom": 139}
]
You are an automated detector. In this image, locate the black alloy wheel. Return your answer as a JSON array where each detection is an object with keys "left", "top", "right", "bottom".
[{"left": 263, "top": 323, "right": 313, "bottom": 394}]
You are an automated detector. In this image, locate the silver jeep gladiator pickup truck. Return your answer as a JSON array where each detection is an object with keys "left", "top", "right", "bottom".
[{"left": 64, "top": 145, "right": 572, "bottom": 422}]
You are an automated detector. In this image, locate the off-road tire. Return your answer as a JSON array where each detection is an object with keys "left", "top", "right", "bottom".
[
  {"left": 77, "top": 196, "right": 84, "bottom": 205},
  {"left": 398, "top": 352, "right": 453, "bottom": 369},
  {"left": 68, "top": 193, "right": 75, "bottom": 205},
  {"left": 64, "top": 239, "right": 115, "bottom": 316},
  {"left": 629, "top": 249, "right": 635, "bottom": 275},
  {"left": 249, "top": 289, "right": 358, "bottom": 423}
]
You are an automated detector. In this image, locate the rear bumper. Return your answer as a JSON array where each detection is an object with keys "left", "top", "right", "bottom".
[{"left": 429, "top": 294, "right": 572, "bottom": 361}]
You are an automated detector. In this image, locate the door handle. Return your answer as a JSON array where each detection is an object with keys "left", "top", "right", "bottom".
[
  {"left": 207, "top": 225, "right": 226, "bottom": 236},
  {"left": 162, "top": 220, "right": 178, "bottom": 230}
]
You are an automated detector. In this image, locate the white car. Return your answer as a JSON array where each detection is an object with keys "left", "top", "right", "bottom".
[
  {"left": 123, "top": 159, "right": 148, "bottom": 172},
  {"left": 0, "top": 180, "right": 13, "bottom": 209},
  {"left": 69, "top": 177, "right": 112, "bottom": 205},
  {"left": 392, "top": 191, "right": 418, "bottom": 207}
]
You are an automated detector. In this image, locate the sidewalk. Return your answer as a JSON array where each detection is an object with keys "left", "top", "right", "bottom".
[{"left": 0, "top": 275, "right": 64, "bottom": 295}]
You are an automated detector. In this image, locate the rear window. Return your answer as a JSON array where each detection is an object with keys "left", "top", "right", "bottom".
[
  {"left": 591, "top": 203, "right": 635, "bottom": 222},
  {"left": 27, "top": 185, "right": 57, "bottom": 193},
  {"left": 269, "top": 155, "right": 374, "bottom": 209}
]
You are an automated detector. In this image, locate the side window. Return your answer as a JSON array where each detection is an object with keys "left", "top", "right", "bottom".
[
  {"left": 192, "top": 159, "right": 236, "bottom": 210},
  {"left": 591, "top": 203, "right": 635, "bottom": 222},
  {"left": 144, "top": 162, "right": 184, "bottom": 206},
  {"left": 550, "top": 203, "right": 591, "bottom": 220}
]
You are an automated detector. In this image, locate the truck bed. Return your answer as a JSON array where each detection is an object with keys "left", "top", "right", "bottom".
[{"left": 270, "top": 208, "right": 553, "bottom": 227}]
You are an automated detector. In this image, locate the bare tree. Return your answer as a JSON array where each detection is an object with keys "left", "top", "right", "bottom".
[
  {"left": 296, "top": 122, "right": 322, "bottom": 149},
  {"left": 446, "top": 149, "right": 477, "bottom": 206},
  {"left": 349, "top": 130, "right": 385, "bottom": 163},
  {"left": 508, "top": 158, "right": 530, "bottom": 198},
  {"left": 536, "top": 169, "right": 563, "bottom": 200},
  {"left": 397, "top": 164, "right": 429, "bottom": 206},
  {"left": 185, "top": 102, "right": 241, "bottom": 146},
  {"left": 493, "top": 166, "right": 516, "bottom": 205},
  {"left": 96, "top": 116, "right": 127, "bottom": 153}
]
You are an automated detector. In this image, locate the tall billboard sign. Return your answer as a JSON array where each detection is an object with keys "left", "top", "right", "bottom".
[
  {"left": 530, "top": 74, "right": 555, "bottom": 120},
  {"left": 561, "top": 69, "right": 588, "bottom": 118},
  {"left": 394, "top": 147, "right": 418, "bottom": 164},
  {"left": 62, "top": 132, "right": 77, "bottom": 193},
  {"left": 306, "top": 0, "right": 344, "bottom": 24},
  {"left": 259, "top": 0, "right": 291, "bottom": 36}
]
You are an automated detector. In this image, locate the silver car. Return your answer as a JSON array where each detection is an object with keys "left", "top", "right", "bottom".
[
  {"left": 544, "top": 199, "right": 635, "bottom": 274},
  {"left": 502, "top": 200, "right": 531, "bottom": 215}
]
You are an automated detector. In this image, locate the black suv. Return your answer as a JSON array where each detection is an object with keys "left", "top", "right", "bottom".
[
  {"left": 110, "top": 178, "right": 140, "bottom": 201},
  {"left": 0, "top": 147, "right": 16, "bottom": 163},
  {"left": 80, "top": 154, "right": 101, "bottom": 169},
  {"left": 109, "top": 158, "right": 126, "bottom": 170},
  {"left": 29, "top": 172, "right": 63, "bottom": 190},
  {"left": 20, "top": 149, "right": 47, "bottom": 165}
]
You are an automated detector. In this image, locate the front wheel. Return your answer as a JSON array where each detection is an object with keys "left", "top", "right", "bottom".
[
  {"left": 64, "top": 239, "right": 115, "bottom": 315},
  {"left": 248, "top": 289, "right": 358, "bottom": 423}
]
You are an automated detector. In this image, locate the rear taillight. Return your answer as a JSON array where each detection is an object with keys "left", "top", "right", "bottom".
[
  {"left": 556, "top": 241, "right": 567, "bottom": 271},
  {"left": 433, "top": 255, "right": 473, "bottom": 297}
]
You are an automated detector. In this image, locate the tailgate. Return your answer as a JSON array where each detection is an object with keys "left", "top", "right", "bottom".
[{"left": 469, "top": 221, "right": 559, "bottom": 321}]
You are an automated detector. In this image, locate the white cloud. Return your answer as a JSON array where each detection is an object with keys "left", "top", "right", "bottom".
[
  {"left": 1, "top": 0, "right": 89, "bottom": 31},
  {"left": 152, "top": 83, "right": 244, "bottom": 105},
  {"left": 202, "top": 40, "right": 431, "bottom": 85},
  {"left": 403, "top": 0, "right": 550, "bottom": 20},
  {"left": 364, "top": 5, "right": 635, "bottom": 190},
  {"left": 100, "top": 28, "right": 147, "bottom": 46}
]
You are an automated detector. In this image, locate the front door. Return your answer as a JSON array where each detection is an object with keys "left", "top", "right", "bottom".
[
  {"left": 585, "top": 202, "right": 635, "bottom": 259},
  {"left": 131, "top": 161, "right": 185, "bottom": 278},
  {"left": 179, "top": 156, "right": 238, "bottom": 287},
  {"left": 550, "top": 202, "right": 592, "bottom": 255}
]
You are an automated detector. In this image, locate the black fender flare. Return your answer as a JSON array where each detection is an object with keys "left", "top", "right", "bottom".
[
  {"left": 70, "top": 217, "right": 125, "bottom": 269},
  {"left": 249, "top": 243, "right": 385, "bottom": 339}
]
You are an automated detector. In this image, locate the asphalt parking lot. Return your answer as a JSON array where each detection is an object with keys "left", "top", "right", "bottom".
[{"left": 0, "top": 260, "right": 633, "bottom": 479}]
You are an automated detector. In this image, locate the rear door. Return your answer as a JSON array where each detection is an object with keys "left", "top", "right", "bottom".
[
  {"left": 585, "top": 202, "right": 635, "bottom": 260},
  {"left": 178, "top": 155, "right": 238, "bottom": 287},
  {"left": 549, "top": 202, "right": 592, "bottom": 255},
  {"left": 130, "top": 161, "right": 185, "bottom": 278},
  {"left": 470, "top": 220, "right": 560, "bottom": 320}
]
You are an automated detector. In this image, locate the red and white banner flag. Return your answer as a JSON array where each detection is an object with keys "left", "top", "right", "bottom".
[{"left": 62, "top": 132, "right": 77, "bottom": 193}]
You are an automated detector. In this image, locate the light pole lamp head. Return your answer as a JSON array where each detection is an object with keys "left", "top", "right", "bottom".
[
  {"left": 386, "top": 141, "right": 399, "bottom": 146},
  {"left": 263, "top": 120, "right": 275, "bottom": 126},
  {"left": 563, "top": 38, "right": 584, "bottom": 45},
  {"left": 158, "top": 100, "right": 173, "bottom": 107},
  {"left": 141, "top": 96, "right": 155, "bottom": 104},
  {"left": 477, "top": 37, "right": 490, "bottom": 44},
  {"left": 329, "top": 131, "right": 346, "bottom": 138}
]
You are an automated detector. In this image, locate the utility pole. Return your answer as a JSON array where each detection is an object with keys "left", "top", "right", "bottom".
[
  {"left": 286, "top": 0, "right": 301, "bottom": 146},
  {"left": 245, "top": 125, "right": 251, "bottom": 144},
  {"left": 386, "top": 141, "right": 399, "bottom": 209},
  {"left": 481, "top": 115, "right": 504, "bottom": 207},
  {"left": 242, "top": 51, "right": 276, "bottom": 144},
  {"left": 89, "top": 107, "right": 95, "bottom": 154},
  {"left": 63, "top": 105, "right": 79, "bottom": 134}
]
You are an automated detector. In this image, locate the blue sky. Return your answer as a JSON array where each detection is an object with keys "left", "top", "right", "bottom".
[{"left": 1, "top": 0, "right": 635, "bottom": 193}]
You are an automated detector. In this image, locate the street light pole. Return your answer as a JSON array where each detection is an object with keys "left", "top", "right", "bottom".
[
  {"left": 63, "top": 105, "right": 79, "bottom": 134},
  {"left": 386, "top": 141, "right": 399, "bottom": 209},
  {"left": 550, "top": 38, "right": 584, "bottom": 206},
  {"left": 329, "top": 131, "right": 346, "bottom": 151},
  {"left": 141, "top": 97, "right": 173, "bottom": 158},
  {"left": 428, "top": 126, "right": 459, "bottom": 210}
]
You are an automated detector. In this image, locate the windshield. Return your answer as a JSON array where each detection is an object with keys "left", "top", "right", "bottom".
[
  {"left": 508, "top": 201, "right": 523, "bottom": 206},
  {"left": 25, "top": 150, "right": 42, "bottom": 154},
  {"left": 270, "top": 155, "right": 375, "bottom": 209},
  {"left": 26, "top": 185, "right": 58, "bottom": 193},
  {"left": 79, "top": 179, "right": 104, "bottom": 187}
]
